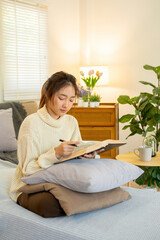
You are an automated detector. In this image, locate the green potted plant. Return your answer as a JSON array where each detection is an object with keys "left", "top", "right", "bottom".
[
  {"left": 89, "top": 95, "right": 96, "bottom": 107},
  {"left": 89, "top": 93, "right": 101, "bottom": 107},
  {"left": 117, "top": 64, "right": 160, "bottom": 150},
  {"left": 82, "top": 94, "right": 89, "bottom": 107},
  {"left": 117, "top": 64, "right": 160, "bottom": 188}
]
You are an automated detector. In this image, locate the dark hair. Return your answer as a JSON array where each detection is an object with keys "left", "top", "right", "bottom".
[{"left": 39, "top": 71, "right": 80, "bottom": 109}]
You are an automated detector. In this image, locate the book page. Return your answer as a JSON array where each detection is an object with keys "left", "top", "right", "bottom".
[
  {"left": 57, "top": 139, "right": 126, "bottom": 163},
  {"left": 72, "top": 141, "right": 99, "bottom": 153}
]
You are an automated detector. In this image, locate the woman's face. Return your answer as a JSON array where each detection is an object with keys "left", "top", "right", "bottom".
[{"left": 47, "top": 85, "right": 76, "bottom": 119}]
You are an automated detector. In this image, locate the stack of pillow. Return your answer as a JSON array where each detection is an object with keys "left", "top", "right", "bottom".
[{"left": 21, "top": 158, "right": 144, "bottom": 216}]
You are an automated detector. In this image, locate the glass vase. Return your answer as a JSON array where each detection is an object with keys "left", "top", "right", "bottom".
[
  {"left": 88, "top": 91, "right": 91, "bottom": 107},
  {"left": 143, "top": 135, "right": 156, "bottom": 157}
]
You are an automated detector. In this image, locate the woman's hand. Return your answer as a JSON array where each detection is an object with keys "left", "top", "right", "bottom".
[
  {"left": 78, "top": 147, "right": 105, "bottom": 159},
  {"left": 79, "top": 151, "right": 96, "bottom": 159},
  {"left": 55, "top": 141, "right": 80, "bottom": 159}
]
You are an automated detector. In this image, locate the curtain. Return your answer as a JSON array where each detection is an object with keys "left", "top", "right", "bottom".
[{"left": 0, "top": 0, "right": 49, "bottom": 101}]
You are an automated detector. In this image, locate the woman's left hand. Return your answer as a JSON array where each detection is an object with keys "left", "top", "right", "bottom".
[
  {"left": 78, "top": 151, "right": 97, "bottom": 159},
  {"left": 78, "top": 147, "right": 105, "bottom": 159}
]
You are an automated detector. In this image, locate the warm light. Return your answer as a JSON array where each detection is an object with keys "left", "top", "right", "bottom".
[{"left": 80, "top": 66, "right": 109, "bottom": 87}]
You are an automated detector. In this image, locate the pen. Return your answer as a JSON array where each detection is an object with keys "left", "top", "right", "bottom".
[{"left": 59, "top": 139, "right": 78, "bottom": 147}]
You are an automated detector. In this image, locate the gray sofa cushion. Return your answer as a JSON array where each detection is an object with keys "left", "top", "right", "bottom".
[
  {"left": 0, "top": 102, "right": 27, "bottom": 164},
  {"left": 0, "top": 108, "right": 17, "bottom": 152},
  {"left": 0, "top": 102, "right": 27, "bottom": 138}
]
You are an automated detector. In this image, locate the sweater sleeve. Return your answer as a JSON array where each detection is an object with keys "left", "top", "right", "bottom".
[
  {"left": 70, "top": 117, "right": 82, "bottom": 141},
  {"left": 18, "top": 133, "right": 59, "bottom": 177}
]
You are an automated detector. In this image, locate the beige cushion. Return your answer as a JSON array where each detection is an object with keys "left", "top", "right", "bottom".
[
  {"left": 21, "top": 101, "right": 38, "bottom": 116},
  {"left": 19, "top": 183, "right": 131, "bottom": 216}
]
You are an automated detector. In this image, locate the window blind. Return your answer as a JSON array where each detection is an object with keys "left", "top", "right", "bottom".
[{"left": 1, "top": 0, "right": 49, "bottom": 101}]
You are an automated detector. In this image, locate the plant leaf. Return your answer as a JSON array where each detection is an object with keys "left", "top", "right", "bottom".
[
  {"left": 122, "top": 125, "right": 130, "bottom": 130},
  {"left": 143, "top": 64, "right": 156, "bottom": 71},
  {"left": 152, "top": 169, "right": 157, "bottom": 178},
  {"left": 151, "top": 96, "right": 160, "bottom": 104},
  {"left": 135, "top": 174, "right": 145, "bottom": 185},
  {"left": 126, "top": 131, "right": 140, "bottom": 139},
  {"left": 157, "top": 173, "right": 160, "bottom": 181},
  {"left": 148, "top": 168, "right": 153, "bottom": 175},
  {"left": 135, "top": 109, "right": 139, "bottom": 115},
  {"left": 155, "top": 66, "right": 160, "bottom": 74},
  {"left": 146, "top": 126, "right": 155, "bottom": 132},
  {"left": 130, "top": 96, "right": 140, "bottom": 104},
  {"left": 139, "top": 81, "right": 156, "bottom": 88},
  {"left": 141, "top": 103, "right": 156, "bottom": 119},
  {"left": 154, "top": 114, "right": 160, "bottom": 123},
  {"left": 140, "top": 92, "right": 153, "bottom": 99},
  {"left": 156, "top": 179, "right": 160, "bottom": 188},
  {"left": 139, "top": 98, "right": 149, "bottom": 111},
  {"left": 156, "top": 129, "right": 160, "bottom": 142},
  {"left": 144, "top": 64, "right": 160, "bottom": 75},
  {"left": 117, "top": 95, "right": 131, "bottom": 104},
  {"left": 119, "top": 114, "right": 134, "bottom": 123},
  {"left": 153, "top": 88, "right": 160, "bottom": 95}
]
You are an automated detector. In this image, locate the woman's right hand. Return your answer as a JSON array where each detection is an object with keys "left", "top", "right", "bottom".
[{"left": 54, "top": 141, "right": 80, "bottom": 159}]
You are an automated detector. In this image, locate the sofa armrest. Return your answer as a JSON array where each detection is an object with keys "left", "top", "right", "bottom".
[{"left": 21, "top": 101, "right": 38, "bottom": 116}]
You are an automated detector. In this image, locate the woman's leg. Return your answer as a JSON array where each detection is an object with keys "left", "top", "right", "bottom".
[{"left": 17, "top": 191, "right": 65, "bottom": 218}]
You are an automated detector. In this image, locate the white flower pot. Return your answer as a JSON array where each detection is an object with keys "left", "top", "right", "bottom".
[
  {"left": 83, "top": 102, "right": 88, "bottom": 107},
  {"left": 90, "top": 102, "right": 96, "bottom": 107},
  {"left": 95, "top": 102, "right": 100, "bottom": 107},
  {"left": 78, "top": 98, "right": 83, "bottom": 107}
]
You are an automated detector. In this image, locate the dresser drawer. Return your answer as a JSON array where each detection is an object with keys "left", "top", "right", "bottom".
[
  {"left": 79, "top": 127, "right": 116, "bottom": 141},
  {"left": 100, "top": 149, "right": 116, "bottom": 159},
  {"left": 69, "top": 107, "right": 115, "bottom": 126}
]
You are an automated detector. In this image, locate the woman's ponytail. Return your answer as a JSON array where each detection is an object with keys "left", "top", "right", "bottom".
[{"left": 39, "top": 81, "right": 48, "bottom": 109}]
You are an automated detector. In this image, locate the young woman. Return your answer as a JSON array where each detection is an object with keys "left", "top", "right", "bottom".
[{"left": 9, "top": 71, "right": 83, "bottom": 217}]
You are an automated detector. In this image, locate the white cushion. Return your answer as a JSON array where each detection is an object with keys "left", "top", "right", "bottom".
[
  {"left": 0, "top": 108, "right": 17, "bottom": 152},
  {"left": 21, "top": 158, "right": 144, "bottom": 193}
]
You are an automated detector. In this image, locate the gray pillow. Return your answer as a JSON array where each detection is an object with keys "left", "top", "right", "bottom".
[
  {"left": 0, "top": 102, "right": 27, "bottom": 139},
  {"left": 22, "top": 158, "right": 144, "bottom": 193},
  {"left": 0, "top": 108, "right": 17, "bottom": 151}
]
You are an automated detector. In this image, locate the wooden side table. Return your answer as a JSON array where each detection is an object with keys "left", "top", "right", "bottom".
[
  {"left": 116, "top": 152, "right": 160, "bottom": 166},
  {"left": 116, "top": 152, "right": 160, "bottom": 188}
]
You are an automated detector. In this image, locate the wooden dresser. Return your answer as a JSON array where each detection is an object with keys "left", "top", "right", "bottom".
[{"left": 68, "top": 103, "right": 119, "bottom": 159}]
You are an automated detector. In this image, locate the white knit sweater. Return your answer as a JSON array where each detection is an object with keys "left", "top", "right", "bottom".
[{"left": 9, "top": 105, "right": 82, "bottom": 201}]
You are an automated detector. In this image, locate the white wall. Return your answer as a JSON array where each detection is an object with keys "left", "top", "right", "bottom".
[
  {"left": 47, "top": 0, "right": 80, "bottom": 80},
  {"left": 78, "top": 0, "right": 160, "bottom": 153}
]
